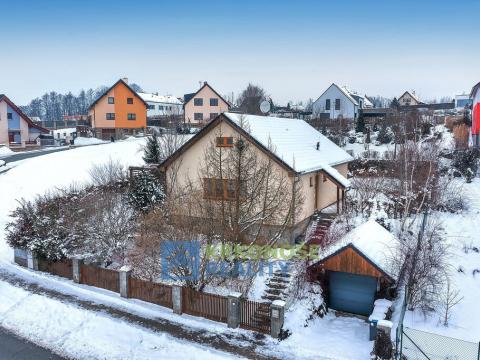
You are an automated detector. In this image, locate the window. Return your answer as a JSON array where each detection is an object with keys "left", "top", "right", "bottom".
[
  {"left": 7, "top": 113, "right": 12, "bottom": 120},
  {"left": 147, "top": 104, "right": 155, "bottom": 110},
  {"left": 335, "top": 98, "right": 340, "bottom": 110},
  {"left": 108, "top": 97, "right": 115, "bottom": 104},
  {"left": 203, "top": 178, "right": 238, "bottom": 200},
  {"left": 194, "top": 113, "right": 203, "bottom": 121},
  {"left": 210, "top": 113, "right": 218, "bottom": 120},
  {"left": 127, "top": 113, "right": 136, "bottom": 120},
  {"left": 210, "top": 98, "right": 218, "bottom": 106},
  {"left": 106, "top": 113, "right": 115, "bottom": 120},
  {"left": 159, "top": 105, "right": 164, "bottom": 110},
  {"left": 325, "top": 99, "right": 331, "bottom": 110},
  {"left": 194, "top": 98, "right": 203, "bottom": 106},
  {"left": 216, "top": 136, "right": 234, "bottom": 147},
  {"left": 127, "top": 98, "right": 133, "bottom": 104}
]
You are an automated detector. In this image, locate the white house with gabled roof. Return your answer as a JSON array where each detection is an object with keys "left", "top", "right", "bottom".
[
  {"left": 312, "top": 83, "right": 372, "bottom": 120},
  {"left": 137, "top": 92, "right": 183, "bottom": 117},
  {"left": 160, "top": 112, "right": 353, "bottom": 243}
]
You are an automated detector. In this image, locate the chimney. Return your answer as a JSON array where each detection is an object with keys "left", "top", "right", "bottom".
[
  {"left": 316, "top": 142, "right": 320, "bottom": 150},
  {"left": 204, "top": 81, "right": 208, "bottom": 85},
  {"left": 122, "top": 77, "right": 129, "bottom": 84}
]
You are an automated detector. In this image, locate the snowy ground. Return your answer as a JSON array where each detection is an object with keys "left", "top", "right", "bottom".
[
  {"left": 0, "top": 137, "right": 145, "bottom": 260},
  {"left": 399, "top": 178, "right": 480, "bottom": 343},
  {"left": 0, "top": 279, "right": 239, "bottom": 360},
  {"left": 279, "top": 306, "right": 372, "bottom": 360}
]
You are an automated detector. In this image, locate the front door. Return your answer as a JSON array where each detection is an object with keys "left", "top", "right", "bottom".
[{"left": 8, "top": 132, "right": 14, "bottom": 143}]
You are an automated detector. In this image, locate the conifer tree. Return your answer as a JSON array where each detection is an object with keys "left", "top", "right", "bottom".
[{"left": 143, "top": 135, "right": 161, "bottom": 164}]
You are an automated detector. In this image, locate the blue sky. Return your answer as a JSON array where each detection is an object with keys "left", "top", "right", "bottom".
[{"left": 1, "top": 0, "right": 479, "bottom": 105}]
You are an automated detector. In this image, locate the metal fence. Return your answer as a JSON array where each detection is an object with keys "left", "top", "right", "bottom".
[
  {"left": 401, "top": 327, "right": 479, "bottom": 360},
  {"left": 396, "top": 290, "right": 480, "bottom": 360}
]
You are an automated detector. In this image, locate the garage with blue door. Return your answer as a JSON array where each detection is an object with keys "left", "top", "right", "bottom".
[
  {"left": 307, "top": 220, "right": 397, "bottom": 317},
  {"left": 328, "top": 271, "right": 377, "bottom": 316}
]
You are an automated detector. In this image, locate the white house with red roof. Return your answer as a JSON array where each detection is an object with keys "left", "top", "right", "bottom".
[{"left": 0, "top": 95, "right": 49, "bottom": 149}]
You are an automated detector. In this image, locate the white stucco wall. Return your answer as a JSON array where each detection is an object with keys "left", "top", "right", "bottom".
[{"left": 312, "top": 84, "right": 357, "bottom": 120}]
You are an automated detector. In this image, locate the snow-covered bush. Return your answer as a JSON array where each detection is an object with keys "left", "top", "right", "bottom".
[{"left": 6, "top": 187, "right": 88, "bottom": 260}]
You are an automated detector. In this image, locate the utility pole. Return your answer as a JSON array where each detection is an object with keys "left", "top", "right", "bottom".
[{"left": 406, "top": 207, "right": 429, "bottom": 306}]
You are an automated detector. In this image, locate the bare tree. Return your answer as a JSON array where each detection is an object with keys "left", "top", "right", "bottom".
[
  {"left": 439, "top": 275, "right": 463, "bottom": 326},
  {"left": 181, "top": 117, "right": 304, "bottom": 245},
  {"left": 237, "top": 83, "right": 268, "bottom": 115},
  {"left": 89, "top": 158, "right": 127, "bottom": 187}
]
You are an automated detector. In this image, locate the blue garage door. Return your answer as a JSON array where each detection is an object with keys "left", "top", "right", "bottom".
[{"left": 329, "top": 271, "right": 377, "bottom": 316}]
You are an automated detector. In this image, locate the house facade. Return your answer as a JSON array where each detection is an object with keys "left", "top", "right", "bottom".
[
  {"left": 312, "top": 83, "right": 371, "bottom": 120},
  {"left": 137, "top": 92, "right": 183, "bottom": 118},
  {"left": 471, "top": 82, "right": 480, "bottom": 148},
  {"left": 183, "top": 82, "right": 230, "bottom": 126},
  {"left": 160, "top": 113, "right": 353, "bottom": 243},
  {"left": 88, "top": 78, "right": 147, "bottom": 140},
  {"left": 0, "top": 95, "right": 49, "bottom": 149},
  {"left": 398, "top": 91, "right": 422, "bottom": 106}
]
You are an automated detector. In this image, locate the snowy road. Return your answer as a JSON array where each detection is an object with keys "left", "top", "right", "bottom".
[{"left": 0, "top": 326, "right": 65, "bottom": 359}]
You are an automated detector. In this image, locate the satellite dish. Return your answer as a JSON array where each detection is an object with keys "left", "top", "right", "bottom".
[{"left": 260, "top": 100, "right": 271, "bottom": 114}]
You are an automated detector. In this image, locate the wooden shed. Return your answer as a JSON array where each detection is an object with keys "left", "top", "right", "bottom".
[{"left": 308, "top": 220, "right": 397, "bottom": 316}]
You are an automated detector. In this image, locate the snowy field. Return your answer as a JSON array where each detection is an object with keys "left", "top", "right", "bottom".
[
  {"left": 399, "top": 178, "right": 480, "bottom": 342},
  {"left": 0, "top": 137, "right": 145, "bottom": 261}
]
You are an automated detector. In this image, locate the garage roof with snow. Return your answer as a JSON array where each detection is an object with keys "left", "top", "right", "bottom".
[{"left": 318, "top": 219, "right": 398, "bottom": 280}]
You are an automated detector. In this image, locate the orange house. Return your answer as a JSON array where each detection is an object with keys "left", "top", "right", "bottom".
[{"left": 88, "top": 78, "right": 147, "bottom": 140}]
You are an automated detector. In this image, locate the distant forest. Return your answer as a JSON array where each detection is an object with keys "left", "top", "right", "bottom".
[{"left": 21, "top": 83, "right": 143, "bottom": 122}]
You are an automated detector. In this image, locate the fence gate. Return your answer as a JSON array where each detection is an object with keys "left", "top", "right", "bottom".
[{"left": 240, "top": 300, "right": 271, "bottom": 334}]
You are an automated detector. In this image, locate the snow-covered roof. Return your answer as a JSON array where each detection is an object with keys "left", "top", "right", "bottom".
[
  {"left": 137, "top": 92, "right": 182, "bottom": 105},
  {"left": 223, "top": 113, "right": 353, "bottom": 180},
  {"left": 338, "top": 85, "right": 359, "bottom": 106},
  {"left": 363, "top": 96, "right": 374, "bottom": 108},
  {"left": 320, "top": 219, "right": 398, "bottom": 279}
]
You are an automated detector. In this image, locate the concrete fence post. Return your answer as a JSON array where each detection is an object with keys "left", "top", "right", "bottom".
[
  {"left": 72, "top": 257, "right": 83, "bottom": 283},
  {"left": 26, "top": 250, "right": 39, "bottom": 271},
  {"left": 227, "top": 292, "right": 242, "bottom": 329},
  {"left": 119, "top": 266, "right": 132, "bottom": 298},
  {"left": 270, "top": 300, "right": 286, "bottom": 339},
  {"left": 172, "top": 285, "right": 182, "bottom": 315}
]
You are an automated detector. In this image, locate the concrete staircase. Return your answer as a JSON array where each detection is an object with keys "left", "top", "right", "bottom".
[{"left": 261, "top": 269, "right": 294, "bottom": 302}]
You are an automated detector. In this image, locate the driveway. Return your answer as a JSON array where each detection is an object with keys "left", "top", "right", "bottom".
[
  {"left": 0, "top": 326, "right": 65, "bottom": 359},
  {"left": 1, "top": 147, "right": 69, "bottom": 164}
]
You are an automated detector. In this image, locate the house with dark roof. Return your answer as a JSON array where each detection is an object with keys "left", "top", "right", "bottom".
[
  {"left": 160, "top": 112, "right": 353, "bottom": 243},
  {"left": 183, "top": 82, "right": 230, "bottom": 126},
  {"left": 0, "top": 94, "right": 49, "bottom": 149},
  {"left": 87, "top": 78, "right": 147, "bottom": 140}
]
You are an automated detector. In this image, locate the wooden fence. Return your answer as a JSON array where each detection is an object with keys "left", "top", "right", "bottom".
[
  {"left": 80, "top": 264, "right": 120, "bottom": 293},
  {"left": 240, "top": 299, "right": 271, "bottom": 334},
  {"left": 15, "top": 253, "right": 274, "bottom": 336},
  {"left": 182, "top": 287, "right": 228, "bottom": 323},
  {"left": 38, "top": 258, "right": 73, "bottom": 280},
  {"left": 128, "top": 277, "right": 173, "bottom": 309}
]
